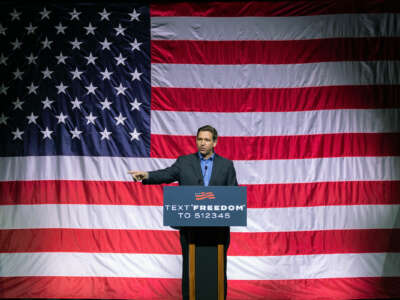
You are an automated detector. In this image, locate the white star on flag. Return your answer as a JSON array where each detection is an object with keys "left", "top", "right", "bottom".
[
  {"left": 55, "top": 23, "right": 67, "bottom": 34},
  {"left": 98, "top": 8, "right": 111, "bottom": 21},
  {"left": 0, "top": 24, "right": 7, "bottom": 35},
  {"left": 130, "top": 98, "right": 142, "bottom": 111},
  {"left": 13, "top": 68, "right": 24, "bottom": 80},
  {"left": 69, "top": 8, "right": 81, "bottom": 20},
  {"left": 55, "top": 52, "right": 68, "bottom": 64},
  {"left": 114, "top": 113, "right": 127, "bottom": 125},
  {"left": 27, "top": 82, "right": 39, "bottom": 95},
  {"left": 100, "top": 38, "right": 112, "bottom": 50},
  {"left": 42, "top": 67, "right": 53, "bottom": 79},
  {"left": 84, "top": 23, "right": 96, "bottom": 35},
  {"left": 85, "top": 82, "right": 98, "bottom": 95},
  {"left": 114, "top": 24, "right": 126, "bottom": 36},
  {"left": 10, "top": 9, "right": 22, "bottom": 21},
  {"left": 26, "top": 112, "right": 39, "bottom": 124},
  {"left": 114, "top": 83, "right": 127, "bottom": 95},
  {"left": 130, "top": 38, "right": 142, "bottom": 52},
  {"left": 70, "top": 127, "right": 82, "bottom": 139},
  {"left": 85, "top": 52, "right": 97, "bottom": 65},
  {"left": 114, "top": 53, "right": 127, "bottom": 66},
  {"left": 41, "top": 37, "right": 53, "bottom": 49},
  {"left": 0, "top": 53, "right": 8, "bottom": 65},
  {"left": 85, "top": 112, "right": 97, "bottom": 125},
  {"left": 56, "top": 82, "right": 68, "bottom": 94},
  {"left": 70, "top": 38, "right": 83, "bottom": 50},
  {"left": 100, "top": 128, "right": 112, "bottom": 140},
  {"left": 130, "top": 68, "right": 142, "bottom": 81},
  {"left": 100, "top": 98, "right": 112, "bottom": 110},
  {"left": 55, "top": 112, "right": 68, "bottom": 124},
  {"left": 41, "top": 127, "right": 53, "bottom": 139},
  {"left": 12, "top": 98, "right": 24, "bottom": 110},
  {"left": 42, "top": 97, "right": 54, "bottom": 109},
  {"left": 71, "top": 97, "right": 82, "bottom": 110},
  {"left": 71, "top": 67, "right": 83, "bottom": 80},
  {"left": 0, "top": 113, "right": 8, "bottom": 125},
  {"left": 39, "top": 7, "right": 51, "bottom": 20},
  {"left": 11, "top": 38, "right": 23, "bottom": 50},
  {"left": 26, "top": 53, "right": 38, "bottom": 64},
  {"left": 100, "top": 68, "right": 113, "bottom": 80},
  {"left": 129, "top": 9, "right": 140, "bottom": 21},
  {"left": 25, "top": 23, "right": 37, "bottom": 34},
  {"left": 12, "top": 128, "right": 24, "bottom": 140},
  {"left": 0, "top": 83, "right": 9, "bottom": 95},
  {"left": 129, "top": 128, "right": 141, "bottom": 141}
]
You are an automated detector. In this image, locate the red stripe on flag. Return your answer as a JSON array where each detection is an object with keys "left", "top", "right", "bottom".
[
  {"left": 1, "top": 180, "right": 399, "bottom": 207},
  {"left": 0, "top": 180, "right": 164, "bottom": 206},
  {"left": 0, "top": 229, "right": 180, "bottom": 254},
  {"left": 1, "top": 276, "right": 399, "bottom": 299},
  {"left": 151, "top": 1, "right": 400, "bottom": 17},
  {"left": 151, "top": 133, "right": 400, "bottom": 160},
  {"left": 151, "top": 85, "right": 400, "bottom": 112},
  {"left": 152, "top": 38, "right": 400, "bottom": 64},
  {"left": 0, "top": 276, "right": 181, "bottom": 300},
  {"left": 247, "top": 181, "right": 400, "bottom": 208},
  {"left": 1, "top": 228, "right": 398, "bottom": 256},
  {"left": 229, "top": 229, "right": 400, "bottom": 256},
  {"left": 228, "top": 277, "right": 400, "bottom": 299}
]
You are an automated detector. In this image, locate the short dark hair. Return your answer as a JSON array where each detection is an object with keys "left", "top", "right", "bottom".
[{"left": 197, "top": 125, "right": 218, "bottom": 141}]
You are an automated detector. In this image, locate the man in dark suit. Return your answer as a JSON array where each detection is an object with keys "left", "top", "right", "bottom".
[{"left": 129, "top": 125, "right": 237, "bottom": 300}]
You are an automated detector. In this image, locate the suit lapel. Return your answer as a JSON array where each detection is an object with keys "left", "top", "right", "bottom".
[
  {"left": 209, "top": 154, "right": 219, "bottom": 186},
  {"left": 191, "top": 153, "right": 203, "bottom": 182}
]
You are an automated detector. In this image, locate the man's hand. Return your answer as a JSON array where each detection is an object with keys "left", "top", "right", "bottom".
[{"left": 128, "top": 171, "right": 149, "bottom": 182}]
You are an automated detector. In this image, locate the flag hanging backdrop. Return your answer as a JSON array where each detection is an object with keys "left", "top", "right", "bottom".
[{"left": 1, "top": 1, "right": 400, "bottom": 299}]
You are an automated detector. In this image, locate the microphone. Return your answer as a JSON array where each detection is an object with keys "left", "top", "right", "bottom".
[
  {"left": 203, "top": 165, "right": 208, "bottom": 177},
  {"left": 201, "top": 165, "right": 207, "bottom": 186}
]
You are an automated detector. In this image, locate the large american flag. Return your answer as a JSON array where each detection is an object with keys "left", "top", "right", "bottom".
[{"left": 1, "top": 1, "right": 400, "bottom": 299}]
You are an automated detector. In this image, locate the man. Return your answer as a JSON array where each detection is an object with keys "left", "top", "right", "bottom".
[{"left": 129, "top": 125, "right": 238, "bottom": 300}]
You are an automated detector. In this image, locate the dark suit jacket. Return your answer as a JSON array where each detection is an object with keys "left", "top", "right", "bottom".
[{"left": 143, "top": 152, "right": 238, "bottom": 186}]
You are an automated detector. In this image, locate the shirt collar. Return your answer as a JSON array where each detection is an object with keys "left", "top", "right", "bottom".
[{"left": 198, "top": 152, "right": 215, "bottom": 161}]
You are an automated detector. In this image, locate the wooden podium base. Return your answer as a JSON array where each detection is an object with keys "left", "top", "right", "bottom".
[
  {"left": 188, "top": 243, "right": 225, "bottom": 300},
  {"left": 189, "top": 243, "right": 196, "bottom": 300},
  {"left": 217, "top": 244, "right": 224, "bottom": 300}
]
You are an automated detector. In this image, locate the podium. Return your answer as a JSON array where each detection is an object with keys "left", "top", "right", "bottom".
[{"left": 164, "top": 186, "right": 247, "bottom": 300}]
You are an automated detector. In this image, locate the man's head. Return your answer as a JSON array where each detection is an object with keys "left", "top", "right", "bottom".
[{"left": 196, "top": 125, "right": 217, "bottom": 158}]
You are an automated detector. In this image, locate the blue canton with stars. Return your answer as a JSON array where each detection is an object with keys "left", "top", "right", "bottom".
[{"left": 0, "top": 3, "right": 150, "bottom": 157}]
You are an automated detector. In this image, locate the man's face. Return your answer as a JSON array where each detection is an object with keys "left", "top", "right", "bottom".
[{"left": 196, "top": 130, "right": 217, "bottom": 158}]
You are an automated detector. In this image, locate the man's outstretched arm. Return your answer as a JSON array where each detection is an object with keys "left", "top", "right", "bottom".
[
  {"left": 128, "top": 171, "right": 149, "bottom": 182},
  {"left": 128, "top": 157, "right": 181, "bottom": 184}
]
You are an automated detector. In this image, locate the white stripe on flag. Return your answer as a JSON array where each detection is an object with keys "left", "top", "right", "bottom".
[
  {"left": 1, "top": 204, "right": 399, "bottom": 232},
  {"left": 151, "top": 61, "right": 400, "bottom": 88},
  {"left": 0, "top": 252, "right": 181, "bottom": 278},
  {"left": 227, "top": 252, "right": 400, "bottom": 280},
  {"left": 1, "top": 156, "right": 399, "bottom": 183},
  {"left": 151, "top": 109, "right": 400, "bottom": 136},
  {"left": 236, "top": 156, "right": 400, "bottom": 184},
  {"left": 0, "top": 156, "right": 174, "bottom": 182},
  {"left": 232, "top": 204, "right": 400, "bottom": 232},
  {"left": 151, "top": 14, "right": 400, "bottom": 41},
  {"left": 1, "top": 252, "right": 399, "bottom": 280}
]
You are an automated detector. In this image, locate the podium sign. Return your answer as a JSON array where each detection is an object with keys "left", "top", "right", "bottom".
[{"left": 163, "top": 186, "right": 247, "bottom": 227}]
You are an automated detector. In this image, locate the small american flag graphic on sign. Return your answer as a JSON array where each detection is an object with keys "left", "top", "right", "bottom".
[{"left": 195, "top": 192, "right": 216, "bottom": 200}]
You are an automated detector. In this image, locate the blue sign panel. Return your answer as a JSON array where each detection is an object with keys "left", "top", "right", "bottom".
[{"left": 163, "top": 186, "right": 247, "bottom": 227}]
